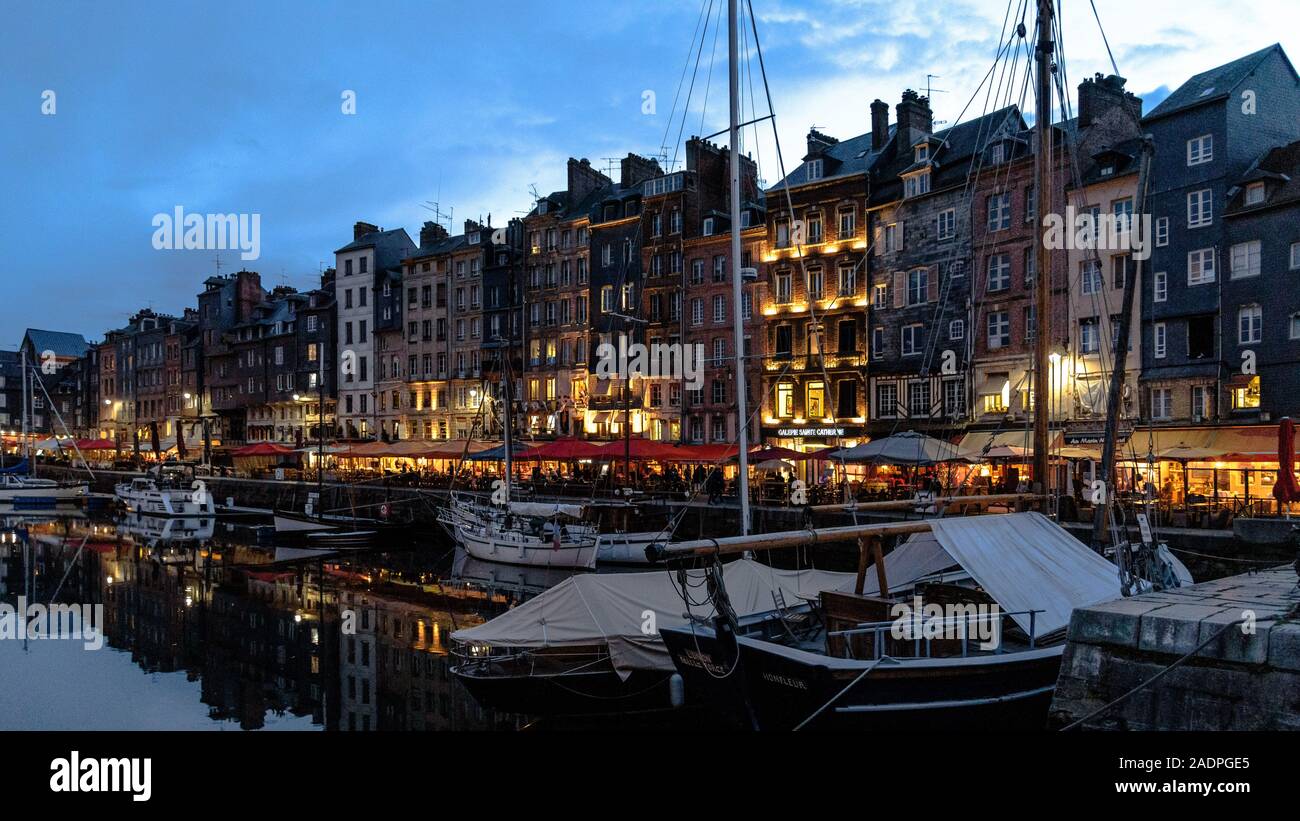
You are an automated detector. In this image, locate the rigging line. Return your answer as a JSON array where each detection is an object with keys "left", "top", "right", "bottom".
[
  {"left": 697, "top": 0, "right": 726, "bottom": 146},
  {"left": 672, "top": 0, "right": 717, "bottom": 174},
  {"left": 1087, "top": 0, "right": 1120, "bottom": 78},
  {"left": 661, "top": 0, "right": 715, "bottom": 161}
]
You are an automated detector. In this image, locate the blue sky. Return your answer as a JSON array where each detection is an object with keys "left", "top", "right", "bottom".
[{"left": 2, "top": 0, "right": 1296, "bottom": 344}]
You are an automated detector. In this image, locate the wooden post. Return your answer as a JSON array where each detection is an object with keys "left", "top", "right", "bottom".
[
  {"left": 854, "top": 536, "right": 870, "bottom": 595},
  {"left": 871, "top": 536, "right": 888, "bottom": 598}
]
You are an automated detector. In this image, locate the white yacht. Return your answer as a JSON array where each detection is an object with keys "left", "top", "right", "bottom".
[
  {"left": 0, "top": 473, "right": 88, "bottom": 505},
  {"left": 114, "top": 467, "right": 215, "bottom": 517}
]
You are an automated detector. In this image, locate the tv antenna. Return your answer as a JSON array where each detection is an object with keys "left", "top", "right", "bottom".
[
  {"left": 422, "top": 200, "right": 453, "bottom": 231},
  {"left": 926, "top": 75, "right": 950, "bottom": 126}
]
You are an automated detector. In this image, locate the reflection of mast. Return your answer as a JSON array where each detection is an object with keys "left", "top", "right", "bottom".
[{"left": 1031, "top": 0, "right": 1054, "bottom": 498}]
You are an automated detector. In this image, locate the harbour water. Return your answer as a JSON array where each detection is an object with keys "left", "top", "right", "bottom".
[{"left": 0, "top": 507, "right": 533, "bottom": 731}]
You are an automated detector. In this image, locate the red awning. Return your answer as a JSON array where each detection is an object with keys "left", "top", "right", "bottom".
[
  {"left": 598, "top": 438, "right": 686, "bottom": 460},
  {"left": 232, "top": 442, "right": 297, "bottom": 457},
  {"left": 519, "top": 438, "right": 610, "bottom": 460},
  {"left": 744, "top": 446, "right": 808, "bottom": 462},
  {"left": 73, "top": 439, "right": 119, "bottom": 451}
]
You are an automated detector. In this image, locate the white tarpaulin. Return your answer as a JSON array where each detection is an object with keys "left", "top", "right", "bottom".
[
  {"left": 452, "top": 559, "right": 858, "bottom": 678},
  {"left": 508, "top": 501, "right": 585, "bottom": 519},
  {"left": 927, "top": 512, "right": 1120, "bottom": 636},
  {"left": 859, "top": 532, "right": 962, "bottom": 596}
]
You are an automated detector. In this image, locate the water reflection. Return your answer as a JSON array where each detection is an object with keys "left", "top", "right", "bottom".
[{"left": 0, "top": 509, "right": 529, "bottom": 731}]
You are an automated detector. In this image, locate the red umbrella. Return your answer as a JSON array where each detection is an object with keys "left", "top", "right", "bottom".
[
  {"left": 74, "top": 439, "right": 118, "bottom": 451},
  {"left": 744, "top": 446, "right": 806, "bottom": 462},
  {"left": 1272, "top": 417, "right": 1300, "bottom": 506}
]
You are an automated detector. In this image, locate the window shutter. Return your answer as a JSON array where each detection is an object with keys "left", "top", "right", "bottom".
[
  {"left": 892, "top": 271, "right": 906, "bottom": 308},
  {"left": 928, "top": 267, "right": 940, "bottom": 302},
  {"left": 874, "top": 226, "right": 883, "bottom": 255},
  {"left": 898, "top": 221, "right": 905, "bottom": 251}
]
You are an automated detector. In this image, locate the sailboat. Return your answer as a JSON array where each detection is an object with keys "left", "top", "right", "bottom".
[{"left": 653, "top": 0, "right": 1191, "bottom": 731}]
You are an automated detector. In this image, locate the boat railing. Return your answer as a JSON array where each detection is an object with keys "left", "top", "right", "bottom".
[{"left": 829, "top": 608, "right": 1043, "bottom": 660}]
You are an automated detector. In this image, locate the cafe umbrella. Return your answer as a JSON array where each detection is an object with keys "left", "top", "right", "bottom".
[{"left": 1272, "top": 417, "right": 1300, "bottom": 516}]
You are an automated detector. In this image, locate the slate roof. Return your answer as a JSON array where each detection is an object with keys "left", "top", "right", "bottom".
[
  {"left": 1143, "top": 44, "right": 1293, "bottom": 122},
  {"left": 870, "top": 105, "right": 1024, "bottom": 200},
  {"left": 769, "top": 126, "right": 896, "bottom": 191},
  {"left": 23, "top": 329, "right": 89, "bottom": 359}
]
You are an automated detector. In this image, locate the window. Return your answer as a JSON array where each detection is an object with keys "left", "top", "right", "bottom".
[
  {"left": 712, "top": 255, "right": 727, "bottom": 282},
  {"left": 1238, "top": 304, "right": 1262, "bottom": 344},
  {"left": 775, "top": 325, "right": 793, "bottom": 358},
  {"left": 691, "top": 259, "right": 704, "bottom": 285},
  {"left": 903, "top": 171, "right": 931, "bottom": 198},
  {"left": 987, "top": 192, "right": 1011, "bottom": 231},
  {"left": 806, "top": 212, "right": 823, "bottom": 243},
  {"left": 702, "top": 217, "right": 715, "bottom": 236},
  {"left": 872, "top": 327, "right": 885, "bottom": 359},
  {"left": 1155, "top": 217, "right": 1169, "bottom": 247},
  {"left": 987, "top": 312, "right": 1010, "bottom": 349},
  {"left": 1187, "top": 134, "right": 1213, "bottom": 166},
  {"left": 1151, "top": 388, "right": 1172, "bottom": 420},
  {"left": 775, "top": 271, "right": 792, "bottom": 303},
  {"left": 1187, "top": 189, "right": 1213, "bottom": 227},
  {"left": 1154, "top": 271, "right": 1167, "bottom": 303},
  {"left": 1080, "top": 259, "right": 1102, "bottom": 295},
  {"left": 1191, "top": 385, "right": 1211, "bottom": 421},
  {"left": 1232, "top": 376, "right": 1261, "bottom": 410},
  {"left": 908, "top": 380, "right": 931, "bottom": 417},
  {"left": 949, "top": 319, "right": 964, "bottom": 340},
  {"left": 712, "top": 294, "right": 726, "bottom": 323},
  {"left": 691, "top": 298, "right": 704, "bottom": 325},
  {"left": 838, "top": 208, "right": 856, "bottom": 238},
  {"left": 1244, "top": 182, "right": 1266, "bottom": 206},
  {"left": 1153, "top": 322, "right": 1166, "bottom": 358},
  {"left": 1079, "top": 319, "right": 1099, "bottom": 354},
  {"left": 1291, "top": 242, "right": 1300, "bottom": 270},
  {"left": 1113, "top": 254, "right": 1132, "bottom": 291},
  {"left": 943, "top": 379, "right": 965, "bottom": 416},
  {"left": 1291, "top": 312, "right": 1300, "bottom": 340},
  {"left": 907, "top": 268, "right": 928, "bottom": 306},
  {"left": 776, "top": 220, "right": 790, "bottom": 247},
  {"left": 806, "top": 159, "right": 823, "bottom": 181},
  {"left": 1187, "top": 248, "right": 1216, "bottom": 285},
  {"left": 837, "top": 264, "right": 857, "bottom": 297},
  {"left": 986, "top": 254, "right": 1011, "bottom": 291},
  {"left": 806, "top": 381, "right": 826, "bottom": 419},
  {"left": 712, "top": 337, "right": 726, "bottom": 365},
  {"left": 876, "top": 382, "right": 898, "bottom": 417},
  {"left": 901, "top": 324, "right": 923, "bottom": 356},
  {"left": 1230, "top": 241, "right": 1261, "bottom": 279},
  {"left": 600, "top": 285, "right": 614, "bottom": 312},
  {"left": 670, "top": 209, "right": 682, "bottom": 234},
  {"left": 1112, "top": 198, "right": 1134, "bottom": 233},
  {"left": 837, "top": 380, "right": 857, "bottom": 418},
  {"left": 936, "top": 209, "right": 955, "bottom": 240},
  {"left": 807, "top": 267, "right": 823, "bottom": 300},
  {"left": 775, "top": 383, "right": 794, "bottom": 417},
  {"left": 872, "top": 281, "right": 888, "bottom": 309}
]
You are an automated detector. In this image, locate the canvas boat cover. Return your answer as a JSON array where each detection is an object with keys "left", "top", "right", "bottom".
[
  {"left": 858, "top": 531, "right": 963, "bottom": 596},
  {"left": 452, "top": 559, "right": 859, "bottom": 678},
  {"left": 508, "top": 501, "right": 585, "bottom": 519},
  {"left": 927, "top": 512, "right": 1120, "bottom": 636}
]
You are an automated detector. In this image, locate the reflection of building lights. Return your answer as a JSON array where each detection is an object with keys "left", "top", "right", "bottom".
[
  {"left": 106, "top": 576, "right": 114, "bottom": 585},
  {"left": 184, "top": 595, "right": 193, "bottom": 607},
  {"left": 294, "top": 613, "right": 303, "bottom": 623}
]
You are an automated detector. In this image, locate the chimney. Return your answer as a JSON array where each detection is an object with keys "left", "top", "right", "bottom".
[
  {"left": 353, "top": 221, "right": 380, "bottom": 241},
  {"left": 464, "top": 218, "right": 485, "bottom": 235},
  {"left": 895, "top": 89, "right": 933, "bottom": 147},
  {"left": 567, "top": 157, "right": 610, "bottom": 206},
  {"left": 620, "top": 152, "right": 662, "bottom": 187},
  {"left": 806, "top": 129, "right": 838, "bottom": 158},
  {"left": 1078, "top": 73, "right": 1143, "bottom": 128},
  {"left": 871, "top": 99, "right": 890, "bottom": 150},
  {"left": 419, "top": 221, "right": 448, "bottom": 247}
]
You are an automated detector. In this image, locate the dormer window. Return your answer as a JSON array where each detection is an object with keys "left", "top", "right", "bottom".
[
  {"left": 807, "top": 159, "right": 823, "bottom": 181},
  {"left": 740, "top": 211, "right": 751, "bottom": 228},
  {"left": 1244, "top": 182, "right": 1265, "bottom": 206},
  {"left": 914, "top": 144, "right": 929, "bottom": 163},
  {"left": 467, "top": 231, "right": 480, "bottom": 244},
  {"left": 702, "top": 217, "right": 715, "bottom": 236},
  {"left": 990, "top": 143, "right": 1005, "bottom": 164},
  {"left": 538, "top": 200, "right": 548, "bottom": 214}
]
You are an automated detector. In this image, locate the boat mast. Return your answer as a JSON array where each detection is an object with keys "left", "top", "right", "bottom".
[
  {"left": 21, "top": 349, "right": 32, "bottom": 476},
  {"left": 1091, "top": 138, "right": 1154, "bottom": 549},
  {"left": 729, "top": 0, "right": 751, "bottom": 535},
  {"left": 318, "top": 353, "right": 325, "bottom": 498},
  {"left": 1031, "top": 0, "right": 1054, "bottom": 501},
  {"left": 502, "top": 343, "right": 514, "bottom": 507}
]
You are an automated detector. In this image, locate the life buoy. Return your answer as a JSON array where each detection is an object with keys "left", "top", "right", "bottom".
[{"left": 379, "top": 503, "right": 391, "bottom": 519}]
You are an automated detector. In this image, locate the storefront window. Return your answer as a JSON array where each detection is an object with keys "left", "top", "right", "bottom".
[{"left": 806, "top": 381, "right": 825, "bottom": 419}]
